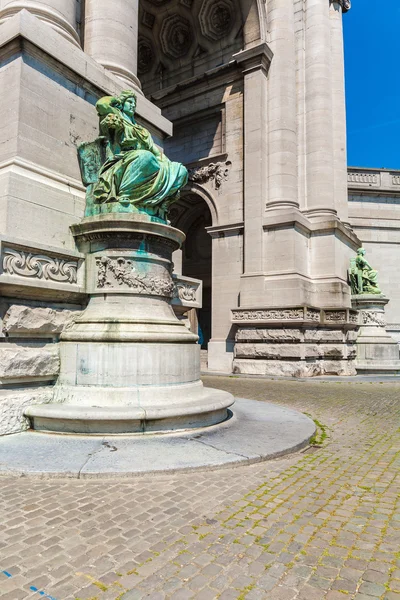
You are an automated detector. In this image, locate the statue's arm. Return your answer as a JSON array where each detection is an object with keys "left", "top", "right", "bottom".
[{"left": 96, "top": 97, "right": 119, "bottom": 118}]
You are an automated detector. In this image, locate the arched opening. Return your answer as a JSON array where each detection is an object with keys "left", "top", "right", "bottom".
[{"left": 170, "top": 193, "right": 212, "bottom": 349}]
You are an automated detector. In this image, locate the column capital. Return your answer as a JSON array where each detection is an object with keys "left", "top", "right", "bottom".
[{"left": 330, "top": 0, "right": 351, "bottom": 13}]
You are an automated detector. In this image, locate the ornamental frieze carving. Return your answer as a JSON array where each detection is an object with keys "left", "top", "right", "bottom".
[
  {"left": 188, "top": 161, "right": 231, "bottom": 190},
  {"left": 232, "top": 309, "right": 304, "bottom": 321},
  {"left": 324, "top": 310, "right": 347, "bottom": 322},
  {"left": 160, "top": 14, "right": 192, "bottom": 59},
  {"left": 199, "top": 0, "right": 235, "bottom": 41},
  {"left": 305, "top": 309, "right": 320, "bottom": 322},
  {"left": 2, "top": 248, "right": 78, "bottom": 284},
  {"left": 361, "top": 311, "right": 387, "bottom": 328},
  {"left": 95, "top": 256, "right": 174, "bottom": 297},
  {"left": 349, "top": 311, "right": 359, "bottom": 324}
]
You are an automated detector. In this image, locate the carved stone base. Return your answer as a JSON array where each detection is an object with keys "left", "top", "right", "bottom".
[
  {"left": 26, "top": 215, "right": 233, "bottom": 433},
  {"left": 352, "top": 295, "right": 400, "bottom": 374},
  {"left": 232, "top": 307, "right": 358, "bottom": 377}
]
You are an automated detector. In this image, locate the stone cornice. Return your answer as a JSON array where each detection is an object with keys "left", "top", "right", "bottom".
[{"left": 233, "top": 42, "right": 274, "bottom": 76}]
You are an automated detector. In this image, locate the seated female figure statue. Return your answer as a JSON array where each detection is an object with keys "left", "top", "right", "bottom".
[
  {"left": 355, "top": 248, "right": 381, "bottom": 294},
  {"left": 90, "top": 90, "right": 188, "bottom": 222}
]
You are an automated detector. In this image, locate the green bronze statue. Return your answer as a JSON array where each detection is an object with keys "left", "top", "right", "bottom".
[
  {"left": 78, "top": 90, "right": 188, "bottom": 222},
  {"left": 349, "top": 248, "right": 381, "bottom": 295}
]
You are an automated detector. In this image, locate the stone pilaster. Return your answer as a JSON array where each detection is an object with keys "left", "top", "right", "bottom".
[
  {"left": 234, "top": 43, "right": 272, "bottom": 275},
  {"left": 84, "top": 0, "right": 141, "bottom": 91},
  {"left": 0, "top": 0, "right": 81, "bottom": 46}
]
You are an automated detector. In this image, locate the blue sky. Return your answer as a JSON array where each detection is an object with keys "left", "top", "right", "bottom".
[{"left": 344, "top": 0, "right": 400, "bottom": 169}]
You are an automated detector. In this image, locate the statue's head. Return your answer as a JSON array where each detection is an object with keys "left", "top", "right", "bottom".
[
  {"left": 111, "top": 90, "right": 137, "bottom": 118},
  {"left": 357, "top": 247, "right": 365, "bottom": 256}
]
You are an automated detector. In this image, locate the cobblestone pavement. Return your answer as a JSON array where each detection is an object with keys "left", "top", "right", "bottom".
[{"left": 1, "top": 376, "right": 399, "bottom": 600}]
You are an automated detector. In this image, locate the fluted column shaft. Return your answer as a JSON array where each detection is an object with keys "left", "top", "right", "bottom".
[
  {"left": 266, "top": 0, "right": 298, "bottom": 210},
  {"left": 84, "top": 0, "right": 141, "bottom": 91},
  {"left": 0, "top": 0, "right": 80, "bottom": 46},
  {"left": 304, "top": 0, "right": 336, "bottom": 217}
]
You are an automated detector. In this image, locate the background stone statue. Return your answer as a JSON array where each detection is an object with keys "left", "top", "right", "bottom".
[
  {"left": 78, "top": 90, "right": 188, "bottom": 222},
  {"left": 349, "top": 248, "right": 381, "bottom": 295}
]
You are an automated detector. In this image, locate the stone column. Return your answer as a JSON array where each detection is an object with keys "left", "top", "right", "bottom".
[
  {"left": 266, "top": 0, "right": 298, "bottom": 211},
  {"left": 304, "top": 0, "right": 335, "bottom": 218},
  {"left": 84, "top": 0, "right": 141, "bottom": 91},
  {"left": 0, "top": 0, "right": 81, "bottom": 47},
  {"left": 330, "top": 0, "right": 349, "bottom": 222}
]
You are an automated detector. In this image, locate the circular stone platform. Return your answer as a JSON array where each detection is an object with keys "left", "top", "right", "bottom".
[{"left": 0, "top": 399, "right": 315, "bottom": 478}]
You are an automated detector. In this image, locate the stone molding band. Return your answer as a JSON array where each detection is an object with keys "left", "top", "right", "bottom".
[{"left": 232, "top": 307, "right": 358, "bottom": 326}]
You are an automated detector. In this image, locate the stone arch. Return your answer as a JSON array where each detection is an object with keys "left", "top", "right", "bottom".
[
  {"left": 181, "top": 182, "right": 219, "bottom": 226},
  {"left": 170, "top": 190, "right": 213, "bottom": 349}
]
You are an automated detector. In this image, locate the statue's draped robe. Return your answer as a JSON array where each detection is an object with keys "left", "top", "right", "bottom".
[
  {"left": 356, "top": 255, "right": 380, "bottom": 293},
  {"left": 93, "top": 97, "right": 188, "bottom": 217}
]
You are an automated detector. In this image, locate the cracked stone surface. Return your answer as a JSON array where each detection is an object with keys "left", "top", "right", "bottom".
[{"left": 0, "top": 376, "right": 399, "bottom": 600}]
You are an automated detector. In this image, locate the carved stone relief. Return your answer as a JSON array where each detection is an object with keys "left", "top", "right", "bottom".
[
  {"left": 160, "top": 14, "right": 193, "bottom": 59},
  {"left": 95, "top": 256, "right": 174, "bottom": 297},
  {"left": 2, "top": 248, "right": 78, "bottom": 284},
  {"left": 362, "top": 311, "right": 387, "bottom": 328},
  {"left": 141, "top": 11, "right": 156, "bottom": 30},
  {"left": 188, "top": 161, "right": 231, "bottom": 190},
  {"left": 305, "top": 309, "right": 320, "bottom": 322},
  {"left": 138, "top": 37, "right": 155, "bottom": 74},
  {"left": 199, "top": 0, "right": 235, "bottom": 41},
  {"left": 174, "top": 283, "right": 197, "bottom": 302},
  {"left": 324, "top": 310, "right": 347, "bottom": 322},
  {"left": 232, "top": 309, "right": 304, "bottom": 321}
]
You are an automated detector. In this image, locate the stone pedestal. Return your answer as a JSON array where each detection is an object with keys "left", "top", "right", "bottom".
[
  {"left": 26, "top": 214, "right": 233, "bottom": 433},
  {"left": 352, "top": 295, "right": 400, "bottom": 374}
]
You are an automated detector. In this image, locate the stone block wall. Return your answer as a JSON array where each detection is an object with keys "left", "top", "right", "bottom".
[
  {"left": 232, "top": 307, "right": 359, "bottom": 377},
  {"left": 0, "top": 301, "right": 82, "bottom": 435}
]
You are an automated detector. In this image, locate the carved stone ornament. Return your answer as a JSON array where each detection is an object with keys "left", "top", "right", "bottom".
[
  {"left": 141, "top": 10, "right": 156, "bottom": 30},
  {"left": 362, "top": 311, "right": 387, "bottom": 328},
  {"left": 324, "top": 310, "right": 347, "bottom": 322},
  {"left": 96, "top": 256, "right": 174, "bottom": 297},
  {"left": 138, "top": 38, "right": 155, "bottom": 74},
  {"left": 349, "top": 311, "right": 358, "bottom": 324},
  {"left": 160, "top": 14, "right": 192, "bottom": 59},
  {"left": 199, "top": 0, "right": 235, "bottom": 41},
  {"left": 174, "top": 283, "right": 197, "bottom": 302},
  {"left": 232, "top": 309, "right": 304, "bottom": 321},
  {"left": 305, "top": 309, "right": 320, "bottom": 322},
  {"left": 330, "top": 0, "right": 351, "bottom": 11},
  {"left": 188, "top": 161, "right": 231, "bottom": 190},
  {"left": 2, "top": 248, "right": 78, "bottom": 284}
]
